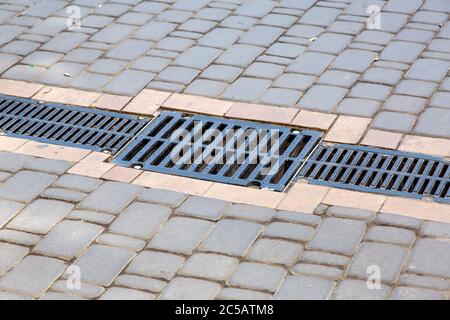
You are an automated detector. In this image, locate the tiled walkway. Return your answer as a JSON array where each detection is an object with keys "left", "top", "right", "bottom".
[
  {"left": 0, "top": 0, "right": 449, "bottom": 138},
  {"left": 0, "top": 151, "right": 449, "bottom": 300}
]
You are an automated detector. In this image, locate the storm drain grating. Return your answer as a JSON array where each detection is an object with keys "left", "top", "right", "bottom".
[
  {"left": 299, "top": 144, "right": 450, "bottom": 203},
  {"left": 0, "top": 94, "right": 148, "bottom": 154},
  {"left": 114, "top": 111, "right": 322, "bottom": 191}
]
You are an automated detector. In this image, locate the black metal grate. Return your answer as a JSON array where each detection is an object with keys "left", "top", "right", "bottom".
[
  {"left": 299, "top": 144, "right": 450, "bottom": 203},
  {"left": 114, "top": 111, "right": 322, "bottom": 191},
  {"left": 0, "top": 94, "right": 148, "bottom": 154}
]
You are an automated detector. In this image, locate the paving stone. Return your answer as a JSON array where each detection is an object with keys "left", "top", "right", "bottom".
[
  {"left": 292, "top": 263, "right": 343, "bottom": 280},
  {"left": 235, "top": 0, "right": 275, "bottom": 18},
  {"left": 70, "top": 72, "right": 112, "bottom": 91},
  {"left": 0, "top": 230, "right": 41, "bottom": 247},
  {"left": 71, "top": 245, "right": 135, "bottom": 286},
  {"left": 180, "top": 18, "right": 217, "bottom": 33},
  {"left": 41, "top": 188, "right": 87, "bottom": 203},
  {"left": 406, "top": 59, "right": 450, "bottom": 82},
  {"left": 0, "top": 255, "right": 65, "bottom": 298},
  {"left": 355, "top": 30, "right": 393, "bottom": 45},
  {"left": 240, "top": 25, "right": 284, "bottom": 47},
  {"left": 228, "top": 262, "right": 286, "bottom": 292},
  {"left": 421, "top": 221, "right": 450, "bottom": 239},
  {"left": 336, "top": 98, "right": 380, "bottom": 117},
  {"left": 275, "top": 211, "right": 321, "bottom": 226},
  {"left": 195, "top": 7, "right": 231, "bottom": 21},
  {"left": 54, "top": 174, "right": 102, "bottom": 193},
  {"left": 131, "top": 56, "right": 170, "bottom": 73},
  {"left": 413, "top": 108, "right": 450, "bottom": 137},
  {"left": 149, "top": 217, "right": 214, "bottom": 254},
  {"left": 176, "top": 196, "right": 230, "bottom": 220},
  {"left": 97, "top": 233, "right": 145, "bottom": 251},
  {"left": 382, "top": 95, "right": 426, "bottom": 114},
  {"left": 198, "top": 28, "right": 243, "bottom": 49},
  {"left": 184, "top": 79, "right": 227, "bottom": 97},
  {"left": 286, "top": 24, "right": 324, "bottom": 38},
  {"left": 127, "top": 251, "right": 184, "bottom": 280},
  {"left": 81, "top": 15, "right": 114, "bottom": 28},
  {"left": 215, "top": 44, "right": 264, "bottom": 67},
  {"left": 218, "top": 287, "right": 272, "bottom": 300},
  {"left": 104, "top": 69, "right": 155, "bottom": 96},
  {"left": 399, "top": 274, "right": 450, "bottom": 291},
  {"left": 115, "top": 274, "right": 166, "bottom": 293},
  {"left": 40, "top": 32, "right": 89, "bottom": 53},
  {"left": 0, "top": 152, "right": 30, "bottom": 172},
  {"left": 428, "top": 39, "right": 450, "bottom": 54},
  {"left": 248, "top": 239, "right": 302, "bottom": 266},
  {"left": 134, "top": 21, "right": 176, "bottom": 41},
  {"left": 0, "top": 243, "right": 28, "bottom": 276},
  {"left": 362, "top": 68, "right": 403, "bottom": 86},
  {"left": 137, "top": 188, "right": 186, "bottom": 208},
  {"left": 156, "top": 36, "right": 194, "bottom": 52},
  {"left": 133, "top": 1, "right": 168, "bottom": 14},
  {"left": 222, "top": 204, "right": 275, "bottom": 223},
  {"left": 25, "top": 158, "right": 71, "bottom": 175},
  {"left": 222, "top": 77, "right": 271, "bottom": 102},
  {"left": 371, "top": 111, "right": 416, "bottom": 132},
  {"left": 37, "top": 62, "right": 87, "bottom": 86},
  {"left": 397, "top": 29, "right": 434, "bottom": 43},
  {"left": 328, "top": 20, "right": 364, "bottom": 35},
  {"left": 381, "top": 41, "right": 425, "bottom": 63},
  {"left": 8, "top": 199, "right": 73, "bottom": 234},
  {"left": 300, "top": 6, "right": 340, "bottom": 26},
  {"left": 33, "top": 221, "right": 103, "bottom": 260},
  {"left": 160, "top": 277, "right": 221, "bottom": 300},
  {"left": 307, "top": 217, "right": 366, "bottom": 255},
  {"left": 220, "top": 15, "right": 257, "bottom": 30},
  {"left": 0, "top": 292, "right": 32, "bottom": 300},
  {"left": 243, "top": 62, "right": 284, "bottom": 79},
  {"left": 348, "top": 242, "right": 408, "bottom": 283},
  {"left": 260, "top": 13, "right": 296, "bottom": 28},
  {"left": 375, "top": 214, "right": 423, "bottom": 230},
  {"left": 100, "top": 287, "right": 155, "bottom": 300},
  {"left": 266, "top": 43, "right": 305, "bottom": 59},
  {"left": 275, "top": 275, "right": 335, "bottom": 300},
  {"left": 317, "top": 70, "right": 359, "bottom": 88},
  {"left": 180, "top": 253, "right": 238, "bottom": 281},
  {"left": 273, "top": 73, "right": 315, "bottom": 90},
  {"left": 332, "top": 279, "right": 391, "bottom": 300},
  {"left": 264, "top": 222, "right": 315, "bottom": 242},
  {"left": 89, "top": 59, "right": 128, "bottom": 75},
  {"left": 366, "top": 226, "right": 416, "bottom": 247},
  {"left": 0, "top": 199, "right": 24, "bottom": 228},
  {"left": 390, "top": 286, "right": 445, "bottom": 300},
  {"left": 299, "top": 85, "right": 347, "bottom": 112},
  {"left": 109, "top": 202, "right": 170, "bottom": 239},
  {"left": 0, "top": 25, "right": 24, "bottom": 46},
  {"left": 147, "top": 81, "right": 185, "bottom": 92},
  {"left": 395, "top": 80, "right": 438, "bottom": 98},
  {"left": 309, "top": 33, "right": 352, "bottom": 54},
  {"left": 21, "top": 51, "right": 63, "bottom": 67},
  {"left": 2, "top": 64, "right": 45, "bottom": 81},
  {"left": 0, "top": 172, "right": 11, "bottom": 182},
  {"left": 332, "top": 49, "right": 376, "bottom": 72},
  {"left": 117, "top": 12, "right": 152, "bottom": 25},
  {"left": 288, "top": 52, "right": 335, "bottom": 75},
  {"left": 407, "top": 239, "right": 450, "bottom": 278},
  {"left": 63, "top": 48, "right": 103, "bottom": 64},
  {"left": 301, "top": 251, "right": 350, "bottom": 267},
  {"left": 157, "top": 66, "right": 199, "bottom": 85},
  {"left": 200, "top": 219, "right": 263, "bottom": 256},
  {"left": 90, "top": 23, "right": 137, "bottom": 44},
  {"left": 106, "top": 39, "right": 152, "bottom": 60},
  {"left": 1, "top": 40, "right": 40, "bottom": 56},
  {"left": 327, "top": 206, "right": 375, "bottom": 221},
  {"left": 431, "top": 92, "right": 450, "bottom": 109},
  {"left": 350, "top": 83, "right": 392, "bottom": 101}
]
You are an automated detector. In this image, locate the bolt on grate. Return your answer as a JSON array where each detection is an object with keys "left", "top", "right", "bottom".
[
  {"left": 299, "top": 144, "right": 450, "bottom": 203},
  {"left": 113, "top": 111, "right": 322, "bottom": 191},
  {"left": 0, "top": 94, "right": 148, "bottom": 154}
]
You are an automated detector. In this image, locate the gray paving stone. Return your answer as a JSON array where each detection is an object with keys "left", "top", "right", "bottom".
[
  {"left": 381, "top": 41, "right": 425, "bottom": 63},
  {"left": 292, "top": 263, "right": 343, "bottom": 280},
  {"left": 54, "top": 174, "right": 101, "bottom": 193},
  {"left": 137, "top": 188, "right": 186, "bottom": 208},
  {"left": 390, "top": 286, "right": 445, "bottom": 300},
  {"left": 328, "top": 21, "right": 364, "bottom": 35},
  {"left": 109, "top": 202, "right": 170, "bottom": 239},
  {"left": 367, "top": 226, "right": 416, "bottom": 246},
  {"left": 127, "top": 250, "right": 184, "bottom": 280},
  {"left": 79, "top": 181, "right": 141, "bottom": 215},
  {"left": 428, "top": 39, "right": 450, "bottom": 53},
  {"left": 41, "top": 188, "right": 87, "bottom": 203},
  {"left": 222, "top": 204, "right": 276, "bottom": 223},
  {"left": 348, "top": 242, "right": 408, "bottom": 284},
  {"left": 201, "top": 65, "right": 242, "bottom": 82},
  {"left": 0, "top": 229, "right": 41, "bottom": 247},
  {"left": 0, "top": 199, "right": 24, "bottom": 228},
  {"left": 286, "top": 24, "right": 324, "bottom": 38},
  {"left": 397, "top": 29, "right": 434, "bottom": 43},
  {"left": 0, "top": 171, "right": 56, "bottom": 203},
  {"left": 362, "top": 68, "right": 403, "bottom": 86},
  {"left": 382, "top": 95, "right": 426, "bottom": 114},
  {"left": 407, "top": 239, "right": 450, "bottom": 278},
  {"left": 160, "top": 277, "right": 221, "bottom": 300},
  {"left": 131, "top": 56, "right": 170, "bottom": 73},
  {"left": 133, "top": 1, "right": 168, "bottom": 14},
  {"left": 157, "top": 66, "right": 199, "bottom": 85},
  {"left": 184, "top": 79, "right": 227, "bottom": 97},
  {"left": 243, "top": 62, "right": 284, "bottom": 79},
  {"left": 318, "top": 70, "right": 359, "bottom": 88},
  {"left": 0, "top": 243, "right": 28, "bottom": 276},
  {"left": 309, "top": 33, "right": 352, "bottom": 54},
  {"left": 220, "top": 15, "right": 257, "bottom": 30},
  {"left": 275, "top": 275, "right": 335, "bottom": 300},
  {"left": 215, "top": 44, "right": 264, "bottom": 67},
  {"left": 0, "top": 255, "right": 65, "bottom": 298},
  {"left": 180, "top": 18, "right": 217, "bottom": 33},
  {"left": 288, "top": 52, "right": 335, "bottom": 75},
  {"left": 195, "top": 7, "right": 231, "bottom": 21},
  {"left": 37, "top": 62, "right": 87, "bottom": 85},
  {"left": 147, "top": 81, "right": 185, "bottom": 92},
  {"left": 33, "top": 221, "right": 103, "bottom": 260},
  {"left": 70, "top": 72, "right": 112, "bottom": 91},
  {"left": 257, "top": 54, "right": 293, "bottom": 65},
  {"left": 222, "top": 77, "right": 271, "bottom": 102},
  {"left": 332, "top": 49, "right": 376, "bottom": 72},
  {"left": 421, "top": 221, "right": 450, "bottom": 239},
  {"left": 260, "top": 13, "right": 296, "bottom": 28},
  {"left": 198, "top": 28, "right": 243, "bottom": 49},
  {"left": 25, "top": 158, "right": 71, "bottom": 175},
  {"left": 180, "top": 253, "right": 238, "bottom": 281},
  {"left": 406, "top": 59, "right": 450, "bottom": 82},
  {"left": 228, "top": 262, "right": 287, "bottom": 292},
  {"left": 104, "top": 69, "right": 155, "bottom": 95},
  {"left": 21, "top": 51, "right": 63, "bottom": 67},
  {"left": 0, "top": 172, "right": 11, "bottom": 182},
  {"left": 235, "top": 0, "right": 275, "bottom": 18},
  {"left": 332, "top": 279, "right": 391, "bottom": 300},
  {"left": 355, "top": 30, "right": 393, "bottom": 45},
  {"left": 89, "top": 59, "right": 127, "bottom": 75},
  {"left": 100, "top": 287, "right": 155, "bottom": 300},
  {"left": 248, "top": 239, "right": 302, "bottom": 266},
  {"left": 96, "top": 233, "right": 145, "bottom": 251},
  {"left": 375, "top": 213, "right": 423, "bottom": 230},
  {"left": 399, "top": 274, "right": 450, "bottom": 291},
  {"left": 431, "top": 92, "right": 450, "bottom": 109},
  {"left": 0, "top": 151, "right": 30, "bottom": 172},
  {"left": 26, "top": 0, "right": 66, "bottom": 18},
  {"left": 350, "top": 83, "right": 392, "bottom": 101},
  {"left": 156, "top": 36, "right": 194, "bottom": 52},
  {"left": 90, "top": 23, "right": 137, "bottom": 44},
  {"left": 51, "top": 279, "right": 104, "bottom": 299},
  {"left": 307, "top": 217, "right": 366, "bottom": 255},
  {"left": 300, "top": 6, "right": 340, "bottom": 26},
  {"left": 71, "top": 245, "right": 135, "bottom": 286},
  {"left": 94, "top": 3, "right": 130, "bottom": 16},
  {"left": 218, "top": 287, "right": 272, "bottom": 300},
  {"left": 134, "top": 21, "right": 176, "bottom": 41},
  {"left": 275, "top": 211, "right": 321, "bottom": 226},
  {"left": 0, "top": 25, "right": 25, "bottom": 46},
  {"left": 40, "top": 32, "right": 89, "bottom": 53},
  {"left": 81, "top": 15, "right": 114, "bottom": 28},
  {"left": 273, "top": 73, "right": 315, "bottom": 90},
  {"left": 299, "top": 85, "right": 348, "bottom": 112},
  {"left": 200, "top": 219, "right": 263, "bottom": 256},
  {"left": 336, "top": 98, "right": 380, "bottom": 117},
  {"left": 2, "top": 64, "right": 45, "bottom": 81},
  {"left": 106, "top": 39, "right": 152, "bottom": 60},
  {"left": 117, "top": 12, "right": 153, "bottom": 25},
  {"left": 301, "top": 251, "right": 350, "bottom": 267},
  {"left": 176, "top": 196, "right": 230, "bottom": 220},
  {"left": 327, "top": 206, "right": 375, "bottom": 221},
  {"left": 240, "top": 25, "right": 284, "bottom": 47},
  {"left": 0, "top": 292, "right": 32, "bottom": 300},
  {"left": 395, "top": 79, "right": 438, "bottom": 98},
  {"left": 371, "top": 111, "right": 416, "bottom": 132},
  {"left": 0, "top": 40, "right": 40, "bottom": 56},
  {"left": 423, "top": 0, "right": 450, "bottom": 12},
  {"left": 264, "top": 222, "right": 315, "bottom": 242},
  {"left": 414, "top": 108, "right": 450, "bottom": 137},
  {"left": 266, "top": 43, "right": 305, "bottom": 59},
  {"left": 115, "top": 274, "right": 166, "bottom": 293},
  {"left": 63, "top": 48, "right": 103, "bottom": 64}
]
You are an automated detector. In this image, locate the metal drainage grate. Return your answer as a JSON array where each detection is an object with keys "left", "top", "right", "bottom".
[
  {"left": 0, "top": 94, "right": 148, "bottom": 154},
  {"left": 299, "top": 144, "right": 450, "bottom": 203},
  {"left": 114, "top": 111, "right": 322, "bottom": 191}
]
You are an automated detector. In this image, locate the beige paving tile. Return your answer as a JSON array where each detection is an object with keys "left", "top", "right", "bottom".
[
  {"left": 163, "top": 93, "right": 233, "bottom": 116},
  {"left": 68, "top": 152, "right": 113, "bottom": 178},
  {"left": 324, "top": 116, "right": 371, "bottom": 144},
  {"left": 133, "top": 172, "right": 212, "bottom": 196},
  {"left": 123, "top": 89, "right": 171, "bottom": 115},
  {"left": 323, "top": 188, "right": 387, "bottom": 212},
  {"left": 226, "top": 102, "right": 298, "bottom": 125},
  {"left": 362, "top": 129, "right": 403, "bottom": 150},
  {"left": 0, "top": 136, "right": 27, "bottom": 151},
  {"left": 291, "top": 110, "right": 337, "bottom": 130},
  {"left": 203, "top": 183, "right": 285, "bottom": 209},
  {"left": 381, "top": 197, "right": 450, "bottom": 224},
  {"left": 0, "top": 79, "right": 43, "bottom": 98},
  {"left": 15, "top": 141, "right": 90, "bottom": 162},
  {"left": 102, "top": 166, "right": 141, "bottom": 183},
  {"left": 92, "top": 94, "right": 131, "bottom": 111},
  {"left": 399, "top": 135, "right": 450, "bottom": 158},
  {"left": 277, "top": 182, "right": 329, "bottom": 213},
  {"left": 33, "top": 87, "right": 101, "bottom": 106}
]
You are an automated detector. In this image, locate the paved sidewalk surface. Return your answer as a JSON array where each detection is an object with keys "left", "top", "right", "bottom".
[
  {"left": 0, "top": 0, "right": 449, "bottom": 138},
  {"left": 0, "top": 151, "right": 449, "bottom": 300}
]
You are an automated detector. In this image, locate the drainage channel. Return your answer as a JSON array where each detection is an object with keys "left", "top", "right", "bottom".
[
  {"left": 0, "top": 94, "right": 148, "bottom": 154},
  {"left": 1, "top": 94, "right": 449, "bottom": 203}
]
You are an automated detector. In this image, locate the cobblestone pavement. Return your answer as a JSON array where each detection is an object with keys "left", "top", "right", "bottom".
[
  {"left": 0, "top": 151, "right": 449, "bottom": 300},
  {"left": 0, "top": 0, "right": 449, "bottom": 138}
]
